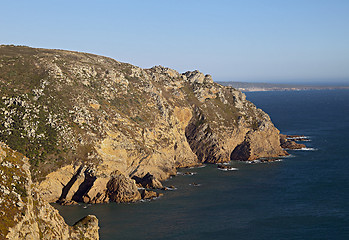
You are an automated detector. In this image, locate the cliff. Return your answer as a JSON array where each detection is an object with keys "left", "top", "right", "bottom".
[
  {"left": 0, "top": 142, "right": 99, "bottom": 239},
  {"left": 0, "top": 45, "right": 286, "bottom": 208}
]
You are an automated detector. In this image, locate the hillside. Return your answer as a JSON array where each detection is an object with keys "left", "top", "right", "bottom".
[
  {"left": 0, "top": 142, "right": 99, "bottom": 239},
  {"left": 0, "top": 45, "right": 286, "bottom": 207}
]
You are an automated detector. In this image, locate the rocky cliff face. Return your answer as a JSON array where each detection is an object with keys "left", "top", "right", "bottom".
[
  {"left": 0, "top": 45, "right": 287, "bottom": 207},
  {"left": 0, "top": 142, "right": 99, "bottom": 239}
]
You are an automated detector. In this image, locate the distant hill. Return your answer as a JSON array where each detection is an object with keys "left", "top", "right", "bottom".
[{"left": 217, "top": 81, "right": 349, "bottom": 92}]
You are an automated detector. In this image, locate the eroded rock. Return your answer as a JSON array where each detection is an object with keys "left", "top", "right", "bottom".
[
  {"left": 106, "top": 170, "right": 141, "bottom": 203},
  {"left": 280, "top": 134, "right": 306, "bottom": 149},
  {"left": 1, "top": 46, "right": 287, "bottom": 207},
  {"left": 132, "top": 172, "right": 163, "bottom": 189},
  {"left": 0, "top": 143, "right": 99, "bottom": 240},
  {"left": 139, "top": 189, "right": 163, "bottom": 200}
]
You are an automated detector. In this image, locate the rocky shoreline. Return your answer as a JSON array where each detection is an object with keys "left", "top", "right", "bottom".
[
  {"left": 280, "top": 134, "right": 310, "bottom": 150},
  {"left": 0, "top": 45, "right": 309, "bottom": 239},
  {"left": 55, "top": 133, "right": 309, "bottom": 205}
]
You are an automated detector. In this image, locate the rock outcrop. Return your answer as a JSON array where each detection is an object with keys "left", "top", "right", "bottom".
[
  {"left": 132, "top": 172, "right": 163, "bottom": 189},
  {"left": 139, "top": 189, "right": 162, "bottom": 200},
  {"left": 280, "top": 134, "right": 306, "bottom": 150},
  {"left": 0, "top": 142, "right": 99, "bottom": 240},
  {"left": 105, "top": 170, "right": 141, "bottom": 203},
  {"left": 0, "top": 45, "right": 286, "bottom": 207}
]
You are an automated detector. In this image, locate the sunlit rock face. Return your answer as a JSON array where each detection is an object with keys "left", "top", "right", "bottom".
[
  {"left": 0, "top": 142, "right": 99, "bottom": 240},
  {"left": 0, "top": 45, "right": 286, "bottom": 206}
]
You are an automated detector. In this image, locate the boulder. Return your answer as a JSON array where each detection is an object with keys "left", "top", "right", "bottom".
[
  {"left": 132, "top": 172, "right": 163, "bottom": 189},
  {"left": 139, "top": 189, "right": 163, "bottom": 200},
  {"left": 106, "top": 170, "right": 141, "bottom": 203}
]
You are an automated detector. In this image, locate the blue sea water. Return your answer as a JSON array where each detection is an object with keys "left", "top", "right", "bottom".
[{"left": 55, "top": 90, "right": 349, "bottom": 240}]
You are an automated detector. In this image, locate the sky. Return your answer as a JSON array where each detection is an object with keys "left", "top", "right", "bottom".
[{"left": 1, "top": 0, "right": 349, "bottom": 84}]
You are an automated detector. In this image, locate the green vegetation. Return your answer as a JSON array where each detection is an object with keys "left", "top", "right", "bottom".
[
  {"left": 0, "top": 146, "right": 28, "bottom": 239},
  {"left": 0, "top": 45, "right": 272, "bottom": 182},
  {"left": 0, "top": 49, "right": 47, "bottom": 94},
  {"left": 0, "top": 96, "right": 59, "bottom": 167}
]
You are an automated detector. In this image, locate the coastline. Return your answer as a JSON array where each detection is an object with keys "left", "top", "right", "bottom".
[
  {"left": 217, "top": 81, "right": 349, "bottom": 92},
  {"left": 54, "top": 89, "right": 349, "bottom": 240},
  {"left": 0, "top": 46, "right": 325, "bottom": 239}
]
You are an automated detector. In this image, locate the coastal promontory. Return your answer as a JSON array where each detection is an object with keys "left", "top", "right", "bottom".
[{"left": 0, "top": 45, "right": 289, "bottom": 238}]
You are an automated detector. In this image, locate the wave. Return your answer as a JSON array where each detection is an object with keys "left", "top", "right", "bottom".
[
  {"left": 196, "top": 164, "right": 207, "bottom": 168},
  {"left": 246, "top": 159, "right": 283, "bottom": 164},
  {"left": 293, "top": 147, "right": 317, "bottom": 151},
  {"left": 189, "top": 183, "right": 201, "bottom": 187},
  {"left": 218, "top": 167, "right": 239, "bottom": 171},
  {"left": 187, "top": 164, "right": 207, "bottom": 169},
  {"left": 286, "top": 136, "right": 310, "bottom": 140},
  {"left": 216, "top": 162, "right": 230, "bottom": 165},
  {"left": 140, "top": 196, "right": 162, "bottom": 203},
  {"left": 176, "top": 172, "right": 197, "bottom": 176}
]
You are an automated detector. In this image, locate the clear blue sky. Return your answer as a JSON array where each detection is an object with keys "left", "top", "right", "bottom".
[{"left": 1, "top": 0, "right": 349, "bottom": 84}]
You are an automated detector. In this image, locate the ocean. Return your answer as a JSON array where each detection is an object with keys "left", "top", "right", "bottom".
[{"left": 54, "top": 90, "right": 349, "bottom": 240}]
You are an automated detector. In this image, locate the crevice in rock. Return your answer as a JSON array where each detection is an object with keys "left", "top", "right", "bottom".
[
  {"left": 57, "top": 165, "right": 84, "bottom": 204},
  {"left": 185, "top": 107, "right": 222, "bottom": 163},
  {"left": 131, "top": 172, "right": 163, "bottom": 189},
  {"left": 72, "top": 168, "right": 97, "bottom": 203}
]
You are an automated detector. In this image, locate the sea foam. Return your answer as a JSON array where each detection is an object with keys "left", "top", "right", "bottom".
[
  {"left": 218, "top": 167, "right": 239, "bottom": 171},
  {"left": 294, "top": 147, "right": 317, "bottom": 151}
]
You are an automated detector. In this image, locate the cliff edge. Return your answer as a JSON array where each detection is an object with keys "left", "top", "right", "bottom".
[
  {"left": 0, "top": 142, "right": 99, "bottom": 239},
  {"left": 0, "top": 45, "right": 286, "bottom": 207}
]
